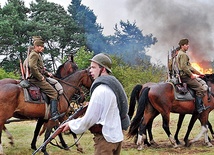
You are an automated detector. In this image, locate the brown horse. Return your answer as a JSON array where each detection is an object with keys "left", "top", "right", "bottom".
[
  {"left": 128, "top": 74, "right": 214, "bottom": 150},
  {"left": 128, "top": 82, "right": 214, "bottom": 147},
  {"left": 0, "top": 59, "right": 79, "bottom": 150},
  {"left": 0, "top": 69, "right": 92, "bottom": 155}
]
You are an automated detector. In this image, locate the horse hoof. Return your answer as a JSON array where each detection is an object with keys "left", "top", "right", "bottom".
[
  {"left": 185, "top": 141, "right": 192, "bottom": 147},
  {"left": 206, "top": 142, "right": 213, "bottom": 147},
  {"left": 137, "top": 145, "right": 143, "bottom": 151},
  {"left": 31, "top": 145, "right": 37, "bottom": 150},
  {"left": 150, "top": 140, "right": 158, "bottom": 146},
  {"left": 172, "top": 143, "right": 179, "bottom": 148}
]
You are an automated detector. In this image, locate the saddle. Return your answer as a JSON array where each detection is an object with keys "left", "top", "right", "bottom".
[
  {"left": 23, "top": 84, "right": 47, "bottom": 104},
  {"left": 168, "top": 77, "right": 194, "bottom": 101}
]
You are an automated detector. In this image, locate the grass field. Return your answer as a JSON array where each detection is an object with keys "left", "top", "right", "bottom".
[{"left": 2, "top": 111, "right": 214, "bottom": 155}]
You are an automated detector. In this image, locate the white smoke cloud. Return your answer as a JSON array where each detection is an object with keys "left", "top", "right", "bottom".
[{"left": 126, "top": 0, "right": 214, "bottom": 65}]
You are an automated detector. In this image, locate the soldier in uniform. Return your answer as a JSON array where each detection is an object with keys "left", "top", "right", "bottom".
[
  {"left": 175, "top": 38, "right": 209, "bottom": 113},
  {"left": 28, "top": 39, "right": 62, "bottom": 120}
]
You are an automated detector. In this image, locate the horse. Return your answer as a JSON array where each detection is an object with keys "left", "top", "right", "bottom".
[
  {"left": 128, "top": 82, "right": 214, "bottom": 147},
  {"left": 0, "top": 69, "right": 93, "bottom": 155},
  {"left": 0, "top": 59, "right": 80, "bottom": 151},
  {"left": 128, "top": 74, "right": 214, "bottom": 150}
]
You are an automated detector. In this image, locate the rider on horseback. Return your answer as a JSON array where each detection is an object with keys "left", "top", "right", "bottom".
[
  {"left": 175, "top": 38, "right": 209, "bottom": 113},
  {"left": 27, "top": 38, "right": 62, "bottom": 120}
]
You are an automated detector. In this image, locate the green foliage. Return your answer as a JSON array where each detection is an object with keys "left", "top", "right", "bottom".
[
  {"left": 74, "top": 46, "right": 93, "bottom": 69},
  {"left": 111, "top": 55, "right": 166, "bottom": 98},
  {"left": 0, "top": 68, "right": 19, "bottom": 79}
]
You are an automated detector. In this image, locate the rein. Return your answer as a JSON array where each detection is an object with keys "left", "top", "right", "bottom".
[{"left": 53, "top": 77, "right": 81, "bottom": 92}]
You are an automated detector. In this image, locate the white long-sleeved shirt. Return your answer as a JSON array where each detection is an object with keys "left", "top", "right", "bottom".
[{"left": 68, "top": 84, "right": 123, "bottom": 143}]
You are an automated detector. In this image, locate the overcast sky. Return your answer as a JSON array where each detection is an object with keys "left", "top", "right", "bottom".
[{"left": 1, "top": 0, "right": 214, "bottom": 66}]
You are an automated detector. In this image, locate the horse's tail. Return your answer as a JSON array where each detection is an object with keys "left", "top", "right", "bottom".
[
  {"left": 128, "top": 87, "right": 150, "bottom": 138},
  {"left": 128, "top": 84, "right": 143, "bottom": 119}
]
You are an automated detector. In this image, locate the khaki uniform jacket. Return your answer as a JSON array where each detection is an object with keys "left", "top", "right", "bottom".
[
  {"left": 28, "top": 50, "right": 48, "bottom": 81},
  {"left": 176, "top": 50, "right": 201, "bottom": 77},
  {"left": 28, "top": 50, "right": 58, "bottom": 100}
]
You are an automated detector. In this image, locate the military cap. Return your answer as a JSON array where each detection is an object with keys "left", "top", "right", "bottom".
[
  {"left": 178, "top": 38, "right": 189, "bottom": 46},
  {"left": 34, "top": 39, "right": 44, "bottom": 47}
]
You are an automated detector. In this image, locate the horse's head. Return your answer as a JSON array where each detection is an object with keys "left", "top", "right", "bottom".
[
  {"left": 81, "top": 68, "right": 93, "bottom": 89},
  {"left": 54, "top": 60, "right": 78, "bottom": 79}
]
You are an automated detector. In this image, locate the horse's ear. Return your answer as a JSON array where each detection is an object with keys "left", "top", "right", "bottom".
[{"left": 70, "top": 55, "right": 74, "bottom": 62}]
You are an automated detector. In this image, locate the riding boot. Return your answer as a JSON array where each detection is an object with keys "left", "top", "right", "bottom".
[
  {"left": 50, "top": 99, "right": 62, "bottom": 121},
  {"left": 195, "top": 96, "right": 210, "bottom": 114}
]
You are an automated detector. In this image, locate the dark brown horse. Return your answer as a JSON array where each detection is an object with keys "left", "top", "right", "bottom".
[
  {"left": 0, "top": 69, "right": 92, "bottom": 155},
  {"left": 128, "top": 74, "right": 214, "bottom": 150}
]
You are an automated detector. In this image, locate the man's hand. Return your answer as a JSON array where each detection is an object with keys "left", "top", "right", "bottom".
[
  {"left": 199, "top": 74, "right": 205, "bottom": 78},
  {"left": 60, "top": 122, "right": 70, "bottom": 132},
  {"left": 47, "top": 72, "right": 53, "bottom": 77}
]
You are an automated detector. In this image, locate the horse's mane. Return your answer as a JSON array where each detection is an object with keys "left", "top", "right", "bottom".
[{"left": 55, "top": 64, "right": 64, "bottom": 78}]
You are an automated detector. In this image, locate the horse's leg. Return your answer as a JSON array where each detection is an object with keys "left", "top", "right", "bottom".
[
  {"left": 187, "top": 114, "right": 210, "bottom": 147},
  {"left": 137, "top": 109, "right": 158, "bottom": 150},
  {"left": 204, "top": 124, "right": 213, "bottom": 147},
  {"left": 189, "top": 125, "right": 208, "bottom": 145},
  {"left": 174, "top": 114, "right": 185, "bottom": 145},
  {"left": 41, "top": 127, "right": 52, "bottom": 155},
  {"left": 31, "top": 118, "right": 46, "bottom": 150},
  {"left": 147, "top": 118, "right": 158, "bottom": 146},
  {"left": 183, "top": 114, "right": 199, "bottom": 146},
  {"left": 53, "top": 125, "right": 69, "bottom": 150},
  {"left": 0, "top": 127, "right": 3, "bottom": 155},
  {"left": 207, "top": 121, "right": 214, "bottom": 139},
  {"left": 137, "top": 121, "right": 147, "bottom": 150},
  {"left": 3, "top": 125, "right": 14, "bottom": 146},
  {"left": 161, "top": 114, "right": 178, "bottom": 148}
]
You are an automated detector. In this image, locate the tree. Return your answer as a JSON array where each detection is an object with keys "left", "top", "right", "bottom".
[
  {"left": 29, "top": 0, "right": 83, "bottom": 72},
  {"left": 0, "top": 0, "right": 30, "bottom": 72},
  {"left": 74, "top": 46, "right": 93, "bottom": 69},
  {"left": 68, "top": 0, "right": 108, "bottom": 54},
  {"left": 108, "top": 20, "right": 157, "bottom": 65}
]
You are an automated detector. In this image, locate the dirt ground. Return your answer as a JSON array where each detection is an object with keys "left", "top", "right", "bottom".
[{"left": 122, "top": 138, "right": 214, "bottom": 154}]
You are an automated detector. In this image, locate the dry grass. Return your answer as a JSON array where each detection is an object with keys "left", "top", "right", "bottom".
[{"left": 2, "top": 111, "right": 214, "bottom": 155}]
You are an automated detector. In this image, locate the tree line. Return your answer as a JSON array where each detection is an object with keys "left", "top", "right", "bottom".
[{"left": 0, "top": 0, "right": 166, "bottom": 96}]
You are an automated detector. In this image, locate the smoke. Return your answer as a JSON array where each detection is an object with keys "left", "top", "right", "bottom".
[{"left": 126, "top": 0, "right": 214, "bottom": 66}]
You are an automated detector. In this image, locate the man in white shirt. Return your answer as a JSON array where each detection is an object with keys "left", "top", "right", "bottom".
[{"left": 60, "top": 53, "right": 130, "bottom": 155}]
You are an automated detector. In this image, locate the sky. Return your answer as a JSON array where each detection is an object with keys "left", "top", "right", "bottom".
[{"left": 1, "top": 0, "right": 214, "bottom": 67}]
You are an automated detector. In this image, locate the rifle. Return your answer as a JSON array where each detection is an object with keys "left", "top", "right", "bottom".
[
  {"left": 167, "top": 51, "right": 171, "bottom": 80},
  {"left": 25, "top": 46, "right": 31, "bottom": 79},
  {"left": 32, "top": 105, "right": 88, "bottom": 155},
  {"left": 19, "top": 58, "right": 25, "bottom": 79}
]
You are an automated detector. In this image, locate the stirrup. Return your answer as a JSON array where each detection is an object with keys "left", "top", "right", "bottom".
[
  {"left": 198, "top": 106, "right": 210, "bottom": 114},
  {"left": 204, "top": 105, "right": 210, "bottom": 111}
]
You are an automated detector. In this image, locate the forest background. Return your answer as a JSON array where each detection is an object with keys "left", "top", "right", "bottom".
[{"left": 0, "top": 0, "right": 166, "bottom": 96}]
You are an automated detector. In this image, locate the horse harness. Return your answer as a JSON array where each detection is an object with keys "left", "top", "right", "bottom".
[
  {"left": 19, "top": 78, "right": 84, "bottom": 119},
  {"left": 168, "top": 77, "right": 212, "bottom": 101}
]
